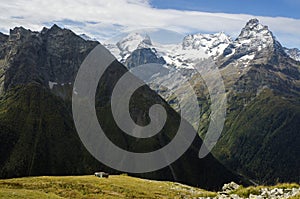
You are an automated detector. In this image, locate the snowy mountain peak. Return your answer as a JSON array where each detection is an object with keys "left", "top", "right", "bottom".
[
  {"left": 217, "top": 32, "right": 232, "bottom": 42},
  {"left": 117, "top": 32, "right": 152, "bottom": 51},
  {"left": 237, "top": 18, "right": 273, "bottom": 43},
  {"left": 182, "top": 32, "right": 232, "bottom": 58},
  {"left": 183, "top": 32, "right": 231, "bottom": 49},
  {"left": 244, "top": 18, "right": 261, "bottom": 29},
  {"left": 114, "top": 32, "right": 153, "bottom": 60},
  {"left": 221, "top": 19, "right": 279, "bottom": 65}
]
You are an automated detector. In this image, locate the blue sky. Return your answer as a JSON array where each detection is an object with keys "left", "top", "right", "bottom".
[
  {"left": 151, "top": 0, "right": 300, "bottom": 19},
  {"left": 1, "top": 0, "right": 300, "bottom": 48}
]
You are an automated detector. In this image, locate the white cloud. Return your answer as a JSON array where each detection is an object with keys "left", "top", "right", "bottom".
[{"left": 0, "top": 0, "right": 300, "bottom": 47}]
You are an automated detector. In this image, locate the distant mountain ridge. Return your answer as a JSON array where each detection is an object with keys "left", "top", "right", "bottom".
[
  {"left": 105, "top": 31, "right": 233, "bottom": 69},
  {"left": 105, "top": 19, "right": 300, "bottom": 70}
]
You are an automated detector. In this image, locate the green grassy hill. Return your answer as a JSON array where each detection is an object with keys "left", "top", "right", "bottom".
[{"left": 0, "top": 175, "right": 216, "bottom": 199}]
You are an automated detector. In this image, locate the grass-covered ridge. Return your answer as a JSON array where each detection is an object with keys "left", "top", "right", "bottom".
[{"left": 0, "top": 175, "right": 217, "bottom": 199}]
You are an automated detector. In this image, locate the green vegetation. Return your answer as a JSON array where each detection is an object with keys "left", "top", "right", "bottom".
[
  {"left": 0, "top": 175, "right": 216, "bottom": 199},
  {"left": 209, "top": 87, "right": 300, "bottom": 184},
  {"left": 0, "top": 83, "right": 104, "bottom": 178}
]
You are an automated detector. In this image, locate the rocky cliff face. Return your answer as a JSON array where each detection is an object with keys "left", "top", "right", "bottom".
[
  {"left": 221, "top": 18, "right": 277, "bottom": 65},
  {"left": 124, "top": 48, "right": 166, "bottom": 69},
  {"left": 0, "top": 25, "right": 98, "bottom": 93}
]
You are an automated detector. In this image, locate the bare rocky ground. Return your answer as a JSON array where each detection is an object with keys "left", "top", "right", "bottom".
[{"left": 198, "top": 182, "right": 300, "bottom": 199}]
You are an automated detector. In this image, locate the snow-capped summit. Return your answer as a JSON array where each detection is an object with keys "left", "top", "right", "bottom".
[
  {"left": 221, "top": 19, "right": 279, "bottom": 66},
  {"left": 182, "top": 32, "right": 232, "bottom": 57},
  {"left": 104, "top": 32, "right": 153, "bottom": 62},
  {"left": 116, "top": 33, "right": 152, "bottom": 60},
  {"left": 239, "top": 19, "right": 269, "bottom": 37},
  {"left": 236, "top": 18, "right": 275, "bottom": 48}
]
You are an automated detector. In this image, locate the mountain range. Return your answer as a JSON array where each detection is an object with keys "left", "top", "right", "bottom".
[
  {"left": 0, "top": 18, "right": 299, "bottom": 188},
  {"left": 104, "top": 19, "right": 300, "bottom": 68},
  {"left": 0, "top": 24, "right": 248, "bottom": 190},
  {"left": 105, "top": 19, "right": 300, "bottom": 184}
]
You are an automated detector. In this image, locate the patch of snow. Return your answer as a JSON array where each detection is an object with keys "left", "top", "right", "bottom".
[
  {"left": 240, "top": 54, "right": 255, "bottom": 61},
  {"left": 49, "top": 81, "right": 58, "bottom": 89}
]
